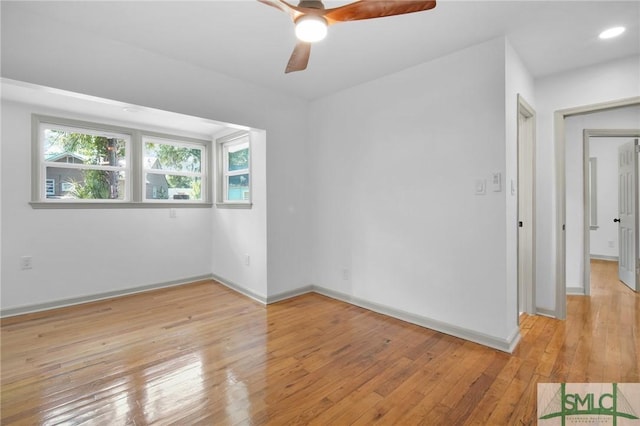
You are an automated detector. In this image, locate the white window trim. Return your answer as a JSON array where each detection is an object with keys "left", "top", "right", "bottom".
[
  {"left": 35, "top": 116, "right": 132, "bottom": 203},
  {"left": 30, "top": 114, "right": 213, "bottom": 209},
  {"left": 216, "top": 131, "right": 252, "bottom": 208}
]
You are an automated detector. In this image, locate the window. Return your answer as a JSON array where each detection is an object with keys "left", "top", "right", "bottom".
[
  {"left": 217, "top": 133, "right": 251, "bottom": 206},
  {"left": 39, "top": 121, "right": 130, "bottom": 201},
  {"left": 143, "top": 137, "right": 206, "bottom": 202},
  {"left": 32, "top": 115, "right": 212, "bottom": 208}
]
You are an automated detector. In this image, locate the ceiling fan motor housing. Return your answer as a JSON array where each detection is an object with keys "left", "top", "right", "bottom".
[{"left": 298, "top": 0, "right": 325, "bottom": 10}]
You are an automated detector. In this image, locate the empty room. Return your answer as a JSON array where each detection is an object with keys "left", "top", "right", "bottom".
[{"left": 1, "top": 1, "right": 639, "bottom": 424}]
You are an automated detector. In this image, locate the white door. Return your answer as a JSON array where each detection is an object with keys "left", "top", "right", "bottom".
[{"left": 617, "top": 139, "right": 637, "bottom": 290}]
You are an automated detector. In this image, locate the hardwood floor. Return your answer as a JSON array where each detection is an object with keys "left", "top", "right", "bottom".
[{"left": 1, "top": 260, "right": 638, "bottom": 425}]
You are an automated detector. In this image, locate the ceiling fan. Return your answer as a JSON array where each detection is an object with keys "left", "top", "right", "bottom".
[{"left": 258, "top": 0, "right": 437, "bottom": 73}]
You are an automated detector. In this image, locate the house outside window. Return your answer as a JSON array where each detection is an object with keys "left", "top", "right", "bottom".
[
  {"left": 31, "top": 115, "right": 212, "bottom": 208},
  {"left": 39, "top": 121, "right": 130, "bottom": 201},
  {"left": 217, "top": 132, "right": 251, "bottom": 206},
  {"left": 143, "top": 137, "right": 206, "bottom": 202}
]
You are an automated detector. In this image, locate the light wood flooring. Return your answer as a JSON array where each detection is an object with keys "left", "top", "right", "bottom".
[{"left": 1, "top": 259, "right": 638, "bottom": 425}]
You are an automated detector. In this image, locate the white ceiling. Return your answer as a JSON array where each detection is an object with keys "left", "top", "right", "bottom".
[
  {"left": 2, "top": 1, "right": 639, "bottom": 100},
  {"left": 1, "top": 79, "right": 236, "bottom": 137}
]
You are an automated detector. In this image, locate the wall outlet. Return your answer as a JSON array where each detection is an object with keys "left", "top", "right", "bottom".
[
  {"left": 20, "top": 256, "right": 33, "bottom": 270},
  {"left": 169, "top": 208, "right": 177, "bottom": 218},
  {"left": 342, "top": 268, "right": 350, "bottom": 280},
  {"left": 244, "top": 254, "right": 250, "bottom": 266},
  {"left": 608, "top": 240, "right": 615, "bottom": 248}
]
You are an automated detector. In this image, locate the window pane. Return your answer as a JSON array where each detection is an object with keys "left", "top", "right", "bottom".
[
  {"left": 228, "top": 145, "right": 249, "bottom": 172},
  {"left": 144, "top": 142, "right": 202, "bottom": 173},
  {"left": 46, "top": 167, "right": 125, "bottom": 200},
  {"left": 146, "top": 173, "right": 202, "bottom": 201},
  {"left": 227, "top": 174, "right": 250, "bottom": 201},
  {"left": 44, "top": 128, "right": 126, "bottom": 167}
]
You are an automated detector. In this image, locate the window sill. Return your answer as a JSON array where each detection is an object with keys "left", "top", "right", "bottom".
[
  {"left": 216, "top": 202, "right": 253, "bottom": 209},
  {"left": 30, "top": 201, "right": 213, "bottom": 209}
]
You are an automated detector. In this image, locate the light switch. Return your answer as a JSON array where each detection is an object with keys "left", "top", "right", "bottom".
[
  {"left": 492, "top": 172, "right": 502, "bottom": 192},
  {"left": 475, "top": 179, "right": 486, "bottom": 195}
]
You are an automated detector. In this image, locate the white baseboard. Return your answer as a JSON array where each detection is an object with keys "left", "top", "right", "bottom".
[
  {"left": 536, "top": 307, "right": 556, "bottom": 318},
  {"left": 0, "top": 274, "right": 214, "bottom": 318},
  {"left": 266, "top": 286, "right": 314, "bottom": 304},
  {"left": 211, "top": 273, "right": 267, "bottom": 304},
  {"left": 222, "top": 281, "right": 520, "bottom": 352},
  {"left": 567, "top": 286, "right": 585, "bottom": 295},
  {"left": 310, "top": 285, "right": 521, "bottom": 353},
  {"left": 589, "top": 255, "right": 618, "bottom": 262},
  {"left": 1, "top": 276, "right": 522, "bottom": 353}
]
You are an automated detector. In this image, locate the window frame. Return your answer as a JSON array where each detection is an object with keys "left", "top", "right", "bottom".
[
  {"left": 216, "top": 132, "right": 252, "bottom": 208},
  {"left": 30, "top": 115, "right": 213, "bottom": 209},
  {"left": 142, "top": 134, "right": 208, "bottom": 203}
]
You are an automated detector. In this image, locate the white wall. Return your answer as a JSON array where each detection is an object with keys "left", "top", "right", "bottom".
[
  {"left": 211, "top": 129, "right": 268, "bottom": 299},
  {"left": 308, "top": 38, "right": 519, "bottom": 348},
  {"left": 505, "top": 39, "right": 536, "bottom": 326},
  {"left": 0, "top": 5, "right": 311, "bottom": 309},
  {"left": 535, "top": 55, "right": 640, "bottom": 312},
  {"left": 1, "top": 100, "right": 217, "bottom": 309},
  {"left": 564, "top": 106, "right": 640, "bottom": 292},
  {"left": 589, "top": 137, "right": 632, "bottom": 258},
  {"left": 3, "top": 1, "right": 638, "bottom": 351}
]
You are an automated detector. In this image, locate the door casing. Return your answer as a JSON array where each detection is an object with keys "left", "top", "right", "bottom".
[
  {"left": 517, "top": 95, "right": 536, "bottom": 315},
  {"left": 555, "top": 96, "right": 640, "bottom": 319}
]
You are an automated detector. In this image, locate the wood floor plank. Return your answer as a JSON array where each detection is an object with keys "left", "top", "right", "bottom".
[{"left": 2, "top": 260, "right": 638, "bottom": 425}]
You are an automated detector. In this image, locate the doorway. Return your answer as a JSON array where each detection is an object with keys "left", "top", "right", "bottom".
[
  {"left": 517, "top": 95, "right": 536, "bottom": 315},
  {"left": 583, "top": 132, "right": 640, "bottom": 295},
  {"left": 555, "top": 97, "right": 640, "bottom": 319}
]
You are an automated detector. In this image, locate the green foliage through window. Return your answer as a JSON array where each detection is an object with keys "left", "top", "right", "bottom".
[
  {"left": 228, "top": 147, "right": 249, "bottom": 171},
  {"left": 220, "top": 136, "right": 250, "bottom": 203},
  {"left": 144, "top": 139, "right": 205, "bottom": 201},
  {"left": 43, "top": 127, "right": 127, "bottom": 200},
  {"left": 37, "top": 117, "right": 211, "bottom": 205},
  {"left": 144, "top": 142, "right": 201, "bottom": 173}
]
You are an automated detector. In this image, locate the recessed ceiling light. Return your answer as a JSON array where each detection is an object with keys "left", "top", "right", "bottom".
[{"left": 599, "top": 26, "right": 626, "bottom": 40}]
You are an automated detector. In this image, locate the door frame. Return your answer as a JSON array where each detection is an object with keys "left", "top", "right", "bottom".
[
  {"left": 517, "top": 94, "right": 536, "bottom": 315},
  {"left": 555, "top": 96, "right": 640, "bottom": 319},
  {"left": 582, "top": 129, "right": 640, "bottom": 295}
]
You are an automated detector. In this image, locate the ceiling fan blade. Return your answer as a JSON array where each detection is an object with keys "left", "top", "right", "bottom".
[
  {"left": 324, "top": 0, "right": 436, "bottom": 23},
  {"left": 257, "top": 0, "right": 302, "bottom": 21},
  {"left": 285, "top": 41, "right": 311, "bottom": 73}
]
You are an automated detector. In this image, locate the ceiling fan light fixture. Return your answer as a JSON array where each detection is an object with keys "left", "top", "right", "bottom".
[
  {"left": 295, "top": 15, "right": 327, "bottom": 42},
  {"left": 599, "top": 26, "right": 625, "bottom": 39}
]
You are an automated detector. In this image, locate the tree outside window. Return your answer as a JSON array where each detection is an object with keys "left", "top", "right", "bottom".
[{"left": 42, "top": 126, "right": 128, "bottom": 200}]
